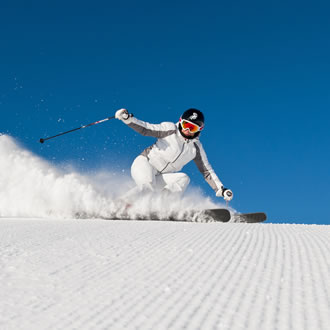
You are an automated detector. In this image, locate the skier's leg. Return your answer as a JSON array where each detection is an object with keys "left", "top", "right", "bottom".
[
  {"left": 160, "top": 172, "right": 190, "bottom": 194},
  {"left": 131, "top": 155, "right": 157, "bottom": 191},
  {"left": 119, "top": 155, "right": 157, "bottom": 203}
]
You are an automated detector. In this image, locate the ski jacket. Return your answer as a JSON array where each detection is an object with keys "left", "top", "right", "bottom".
[{"left": 124, "top": 116, "right": 224, "bottom": 193}]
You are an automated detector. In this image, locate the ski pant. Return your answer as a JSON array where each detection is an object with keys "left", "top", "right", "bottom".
[{"left": 130, "top": 155, "right": 190, "bottom": 194}]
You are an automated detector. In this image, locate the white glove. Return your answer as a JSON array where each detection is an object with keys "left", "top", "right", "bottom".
[
  {"left": 216, "top": 187, "right": 233, "bottom": 202},
  {"left": 115, "top": 108, "right": 131, "bottom": 121}
]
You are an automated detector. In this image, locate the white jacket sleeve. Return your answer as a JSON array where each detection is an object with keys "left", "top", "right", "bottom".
[
  {"left": 193, "top": 141, "right": 224, "bottom": 193},
  {"left": 126, "top": 117, "right": 177, "bottom": 138}
]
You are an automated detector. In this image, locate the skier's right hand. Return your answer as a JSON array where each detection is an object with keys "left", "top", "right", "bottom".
[{"left": 115, "top": 108, "right": 131, "bottom": 121}]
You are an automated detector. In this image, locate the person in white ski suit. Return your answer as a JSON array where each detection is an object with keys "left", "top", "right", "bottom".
[{"left": 115, "top": 108, "right": 233, "bottom": 202}]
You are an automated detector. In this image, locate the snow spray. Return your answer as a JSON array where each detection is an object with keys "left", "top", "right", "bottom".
[{"left": 0, "top": 135, "right": 224, "bottom": 220}]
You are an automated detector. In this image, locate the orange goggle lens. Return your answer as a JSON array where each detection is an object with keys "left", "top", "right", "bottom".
[{"left": 181, "top": 119, "right": 203, "bottom": 133}]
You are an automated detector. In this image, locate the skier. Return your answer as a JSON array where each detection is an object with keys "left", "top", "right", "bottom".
[{"left": 115, "top": 108, "right": 233, "bottom": 202}]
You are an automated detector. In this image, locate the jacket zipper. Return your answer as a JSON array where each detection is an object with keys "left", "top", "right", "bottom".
[{"left": 160, "top": 142, "right": 186, "bottom": 173}]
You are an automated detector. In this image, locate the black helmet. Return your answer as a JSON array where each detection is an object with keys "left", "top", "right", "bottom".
[
  {"left": 179, "top": 108, "right": 204, "bottom": 139},
  {"left": 181, "top": 108, "right": 205, "bottom": 127}
]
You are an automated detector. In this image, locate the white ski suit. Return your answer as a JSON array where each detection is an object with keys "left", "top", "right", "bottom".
[{"left": 123, "top": 116, "right": 225, "bottom": 195}]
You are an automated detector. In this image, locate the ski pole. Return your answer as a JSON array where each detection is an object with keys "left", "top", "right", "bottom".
[{"left": 39, "top": 115, "right": 116, "bottom": 143}]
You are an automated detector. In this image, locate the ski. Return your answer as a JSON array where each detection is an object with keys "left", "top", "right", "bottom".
[
  {"left": 78, "top": 209, "right": 266, "bottom": 223},
  {"left": 197, "top": 210, "right": 267, "bottom": 223},
  {"left": 231, "top": 212, "right": 267, "bottom": 223},
  {"left": 105, "top": 208, "right": 231, "bottom": 223},
  {"left": 201, "top": 208, "right": 231, "bottom": 222},
  {"left": 81, "top": 208, "right": 231, "bottom": 222}
]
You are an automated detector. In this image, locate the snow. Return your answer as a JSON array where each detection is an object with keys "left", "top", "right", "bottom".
[
  {"left": 0, "top": 134, "right": 222, "bottom": 220},
  {"left": 1, "top": 135, "right": 330, "bottom": 329},
  {"left": 1, "top": 219, "right": 330, "bottom": 330}
]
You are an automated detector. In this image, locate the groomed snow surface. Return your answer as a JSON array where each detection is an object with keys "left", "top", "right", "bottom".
[
  {"left": 1, "top": 219, "right": 330, "bottom": 330},
  {"left": 1, "top": 135, "right": 330, "bottom": 329}
]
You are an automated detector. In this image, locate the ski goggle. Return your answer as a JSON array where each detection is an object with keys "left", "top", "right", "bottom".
[{"left": 180, "top": 119, "right": 204, "bottom": 133}]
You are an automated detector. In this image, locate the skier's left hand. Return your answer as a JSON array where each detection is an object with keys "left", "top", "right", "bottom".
[{"left": 216, "top": 187, "right": 233, "bottom": 202}]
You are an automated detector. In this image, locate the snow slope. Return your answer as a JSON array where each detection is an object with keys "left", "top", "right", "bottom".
[{"left": 1, "top": 219, "right": 329, "bottom": 330}]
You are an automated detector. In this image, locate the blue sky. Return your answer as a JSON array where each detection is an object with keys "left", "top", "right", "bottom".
[{"left": 1, "top": 1, "right": 329, "bottom": 224}]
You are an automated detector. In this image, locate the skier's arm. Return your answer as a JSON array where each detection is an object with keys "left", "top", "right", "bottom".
[
  {"left": 194, "top": 143, "right": 234, "bottom": 201},
  {"left": 194, "top": 141, "right": 233, "bottom": 202},
  {"left": 193, "top": 142, "right": 233, "bottom": 201},
  {"left": 115, "top": 108, "right": 176, "bottom": 138},
  {"left": 193, "top": 141, "right": 224, "bottom": 194}
]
